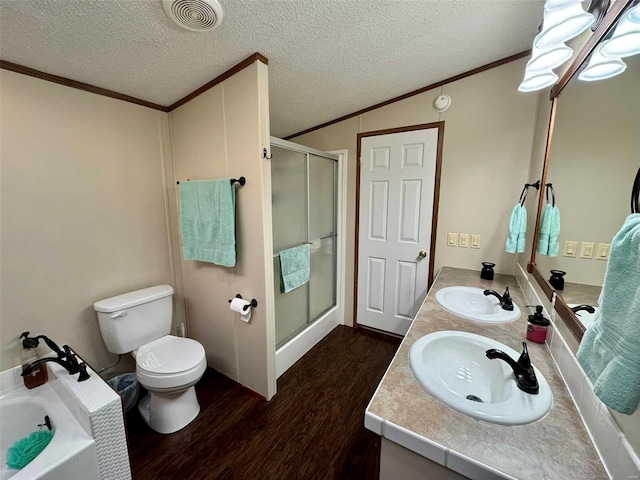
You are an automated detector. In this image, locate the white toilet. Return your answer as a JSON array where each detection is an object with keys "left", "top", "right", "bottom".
[{"left": 94, "top": 285, "right": 206, "bottom": 434}]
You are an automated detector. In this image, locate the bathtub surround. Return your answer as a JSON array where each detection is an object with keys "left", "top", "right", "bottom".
[{"left": 0, "top": 356, "right": 130, "bottom": 479}]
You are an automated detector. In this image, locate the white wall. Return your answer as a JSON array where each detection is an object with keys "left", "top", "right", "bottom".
[
  {"left": 292, "top": 58, "right": 539, "bottom": 325},
  {"left": 0, "top": 70, "right": 178, "bottom": 373},
  {"left": 169, "top": 61, "right": 276, "bottom": 399}
]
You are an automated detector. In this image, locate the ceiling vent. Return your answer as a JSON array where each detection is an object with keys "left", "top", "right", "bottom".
[{"left": 162, "top": 0, "right": 223, "bottom": 32}]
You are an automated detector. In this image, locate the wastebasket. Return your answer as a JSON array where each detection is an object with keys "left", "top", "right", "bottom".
[{"left": 108, "top": 373, "right": 140, "bottom": 413}]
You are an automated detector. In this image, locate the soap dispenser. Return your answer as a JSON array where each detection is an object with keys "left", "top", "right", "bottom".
[
  {"left": 526, "top": 306, "right": 551, "bottom": 344},
  {"left": 19, "top": 332, "right": 48, "bottom": 389}
]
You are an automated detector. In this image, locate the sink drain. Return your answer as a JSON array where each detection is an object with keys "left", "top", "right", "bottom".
[{"left": 466, "top": 394, "right": 484, "bottom": 403}]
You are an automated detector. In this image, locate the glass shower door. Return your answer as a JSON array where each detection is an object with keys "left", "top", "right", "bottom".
[{"left": 272, "top": 146, "right": 337, "bottom": 348}]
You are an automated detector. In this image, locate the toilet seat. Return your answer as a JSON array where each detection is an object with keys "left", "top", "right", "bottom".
[{"left": 136, "top": 335, "right": 206, "bottom": 390}]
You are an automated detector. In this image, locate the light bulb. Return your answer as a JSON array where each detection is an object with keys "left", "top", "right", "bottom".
[
  {"left": 578, "top": 41, "right": 627, "bottom": 81},
  {"left": 527, "top": 37, "right": 574, "bottom": 73},
  {"left": 518, "top": 70, "right": 559, "bottom": 92},
  {"left": 536, "top": 4, "right": 595, "bottom": 49},
  {"left": 600, "top": 16, "right": 640, "bottom": 58}
]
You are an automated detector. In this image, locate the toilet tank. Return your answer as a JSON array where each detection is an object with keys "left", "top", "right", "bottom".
[{"left": 93, "top": 285, "right": 174, "bottom": 354}]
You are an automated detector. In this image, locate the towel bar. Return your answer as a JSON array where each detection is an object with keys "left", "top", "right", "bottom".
[{"left": 176, "top": 177, "right": 246, "bottom": 186}]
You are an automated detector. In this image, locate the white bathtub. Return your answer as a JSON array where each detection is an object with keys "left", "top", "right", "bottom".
[{"left": 0, "top": 380, "right": 99, "bottom": 480}]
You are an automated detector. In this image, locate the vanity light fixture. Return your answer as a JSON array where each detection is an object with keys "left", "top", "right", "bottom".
[
  {"left": 578, "top": 41, "right": 627, "bottom": 81},
  {"left": 526, "top": 37, "right": 574, "bottom": 73},
  {"left": 536, "top": 3, "right": 595, "bottom": 49},
  {"left": 628, "top": 2, "right": 640, "bottom": 23},
  {"left": 518, "top": 69, "right": 559, "bottom": 92},
  {"left": 543, "top": 0, "right": 585, "bottom": 11},
  {"left": 599, "top": 15, "right": 640, "bottom": 58}
]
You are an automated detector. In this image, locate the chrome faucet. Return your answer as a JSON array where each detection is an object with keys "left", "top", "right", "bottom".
[
  {"left": 486, "top": 342, "right": 538, "bottom": 394},
  {"left": 571, "top": 304, "right": 595, "bottom": 315},
  {"left": 22, "top": 345, "right": 90, "bottom": 382},
  {"left": 483, "top": 287, "right": 514, "bottom": 311}
]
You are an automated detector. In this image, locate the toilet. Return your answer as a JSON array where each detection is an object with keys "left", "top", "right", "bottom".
[{"left": 94, "top": 285, "right": 206, "bottom": 434}]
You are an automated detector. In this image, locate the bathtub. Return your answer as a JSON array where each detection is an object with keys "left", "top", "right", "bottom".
[{"left": 0, "top": 380, "right": 99, "bottom": 480}]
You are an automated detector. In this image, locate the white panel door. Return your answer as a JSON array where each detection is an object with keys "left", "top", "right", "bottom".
[{"left": 357, "top": 128, "right": 438, "bottom": 335}]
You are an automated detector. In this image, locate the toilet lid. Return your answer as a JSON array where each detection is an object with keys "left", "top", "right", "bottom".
[{"left": 136, "top": 336, "right": 205, "bottom": 374}]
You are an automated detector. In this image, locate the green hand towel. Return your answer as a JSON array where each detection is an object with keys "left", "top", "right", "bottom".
[
  {"left": 537, "top": 204, "right": 561, "bottom": 257},
  {"left": 505, "top": 204, "right": 527, "bottom": 254},
  {"left": 577, "top": 214, "right": 640, "bottom": 415},
  {"left": 179, "top": 179, "right": 236, "bottom": 267},
  {"left": 279, "top": 244, "right": 310, "bottom": 293}
]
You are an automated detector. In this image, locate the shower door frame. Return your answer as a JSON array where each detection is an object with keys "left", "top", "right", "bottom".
[{"left": 270, "top": 137, "right": 346, "bottom": 378}]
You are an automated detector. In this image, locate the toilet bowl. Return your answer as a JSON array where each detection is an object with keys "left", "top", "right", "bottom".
[
  {"left": 135, "top": 335, "right": 207, "bottom": 434},
  {"left": 94, "top": 285, "right": 207, "bottom": 434}
]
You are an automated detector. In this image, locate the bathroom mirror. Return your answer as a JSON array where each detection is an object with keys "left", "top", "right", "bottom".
[{"left": 530, "top": 0, "right": 639, "bottom": 341}]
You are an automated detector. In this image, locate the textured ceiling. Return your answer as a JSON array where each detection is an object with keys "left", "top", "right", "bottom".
[{"left": 0, "top": 0, "right": 543, "bottom": 137}]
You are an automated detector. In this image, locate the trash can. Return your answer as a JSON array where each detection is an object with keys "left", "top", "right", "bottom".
[{"left": 108, "top": 373, "right": 140, "bottom": 413}]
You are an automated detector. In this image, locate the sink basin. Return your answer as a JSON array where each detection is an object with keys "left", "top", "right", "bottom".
[
  {"left": 435, "top": 286, "right": 520, "bottom": 323},
  {"left": 569, "top": 304, "right": 598, "bottom": 329},
  {"left": 409, "top": 331, "right": 552, "bottom": 425}
]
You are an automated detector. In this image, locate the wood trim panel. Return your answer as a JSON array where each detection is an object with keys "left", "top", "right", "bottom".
[
  {"left": 0, "top": 60, "right": 170, "bottom": 111},
  {"left": 1, "top": 52, "right": 268, "bottom": 113},
  {"left": 555, "top": 294, "right": 586, "bottom": 342},
  {"left": 550, "top": 0, "right": 632, "bottom": 99},
  {"left": 353, "top": 121, "right": 445, "bottom": 328},
  {"left": 284, "top": 51, "right": 529, "bottom": 140},
  {"left": 168, "top": 52, "right": 268, "bottom": 111},
  {"left": 529, "top": 97, "right": 558, "bottom": 268},
  {"left": 531, "top": 263, "right": 554, "bottom": 301}
]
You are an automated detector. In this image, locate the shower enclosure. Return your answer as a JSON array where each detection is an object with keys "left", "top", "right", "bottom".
[{"left": 270, "top": 137, "right": 339, "bottom": 377}]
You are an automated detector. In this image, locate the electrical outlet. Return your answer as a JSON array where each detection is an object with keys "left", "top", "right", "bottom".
[
  {"left": 447, "top": 233, "right": 458, "bottom": 247},
  {"left": 596, "top": 243, "right": 610, "bottom": 260},
  {"left": 563, "top": 241, "right": 578, "bottom": 257},
  {"left": 459, "top": 234, "right": 469, "bottom": 248},
  {"left": 580, "top": 242, "right": 594, "bottom": 259},
  {"left": 471, "top": 234, "right": 481, "bottom": 249}
]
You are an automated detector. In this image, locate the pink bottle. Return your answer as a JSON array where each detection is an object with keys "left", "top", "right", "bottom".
[{"left": 526, "top": 306, "right": 550, "bottom": 343}]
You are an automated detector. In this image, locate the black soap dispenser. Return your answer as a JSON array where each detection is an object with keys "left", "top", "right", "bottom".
[
  {"left": 549, "top": 270, "right": 566, "bottom": 290},
  {"left": 480, "top": 262, "right": 495, "bottom": 280},
  {"left": 526, "top": 306, "right": 551, "bottom": 344}
]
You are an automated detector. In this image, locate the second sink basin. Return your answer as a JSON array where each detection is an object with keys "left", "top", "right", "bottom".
[
  {"left": 435, "top": 286, "right": 520, "bottom": 323},
  {"left": 409, "top": 331, "right": 552, "bottom": 425}
]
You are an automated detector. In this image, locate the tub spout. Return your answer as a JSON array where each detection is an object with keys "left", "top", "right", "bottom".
[{"left": 22, "top": 346, "right": 90, "bottom": 382}]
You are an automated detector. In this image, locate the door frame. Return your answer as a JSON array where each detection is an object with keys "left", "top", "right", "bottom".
[{"left": 353, "top": 122, "right": 445, "bottom": 328}]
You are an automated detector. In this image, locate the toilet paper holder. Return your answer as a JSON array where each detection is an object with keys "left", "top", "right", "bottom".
[{"left": 228, "top": 294, "right": 258, "bottom": 311}]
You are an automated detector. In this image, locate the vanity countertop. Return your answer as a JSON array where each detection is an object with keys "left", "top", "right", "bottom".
[{"left": 365, "top": 267, "right": 607, "bottom": 480}]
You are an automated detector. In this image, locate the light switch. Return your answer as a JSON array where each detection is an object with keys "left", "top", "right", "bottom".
[
  {"left": 596, "top": 243, "right": 610, "bottom": 260},
  {"left": 563, "top": 241, "right": 578, "bottom": 257},
  {"left": 447, "top": 233, "right": 458, "bottom": 247},
  {"left": 580, "top": 242, "right": 594, "bottom": 259},
  {"left": 471, "top": 234, "right": 481, "bottom": 249},
  {"left": 459, "top": 234, "right": 469, "bottom": 248}
]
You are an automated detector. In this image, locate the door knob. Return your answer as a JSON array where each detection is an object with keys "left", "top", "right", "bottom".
[{"left": 418, "top": 250, "right": 427, "bottom": 259}]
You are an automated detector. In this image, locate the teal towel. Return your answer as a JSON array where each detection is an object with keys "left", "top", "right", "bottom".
[
  {"left": 537, "top": 204, "right": 561, "bottom": 256},
  {"left": 577, "top": 214, "right": 640, "bottom": 415},
  {"left": 179, "top": 179, "right": 236, "bottom": 267},
  {"left": 279, "top": 244, "right": 310, "bottom": 293},
  {"left": 505, "top": 204, "right": 527, "bottom": 253}
]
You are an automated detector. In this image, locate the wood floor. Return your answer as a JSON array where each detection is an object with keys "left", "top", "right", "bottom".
[{"left": 125, "top": 326, "right": 401, "bottom": 480}]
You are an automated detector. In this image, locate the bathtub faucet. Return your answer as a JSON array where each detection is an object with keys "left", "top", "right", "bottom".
[
  {"left": 483, "top": 287, "right": 514, "bottom": 311},
  {"left": 22, "top": 345, "right": 90, "bottom": 382}
]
